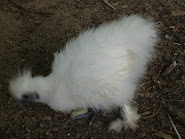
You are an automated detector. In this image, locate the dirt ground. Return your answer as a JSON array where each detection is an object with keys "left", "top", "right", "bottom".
[{"left": 0, "top": 0, "right": 185, "bottom": 138}]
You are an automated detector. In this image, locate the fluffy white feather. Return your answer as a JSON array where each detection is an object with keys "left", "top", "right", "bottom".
[{"left": 9, "top": 15, "right": 159, "bottom": 132}]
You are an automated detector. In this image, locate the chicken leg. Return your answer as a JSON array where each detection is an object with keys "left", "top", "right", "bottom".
[{"left": 71, "top": 108, "right": 100, "bottom": 126}]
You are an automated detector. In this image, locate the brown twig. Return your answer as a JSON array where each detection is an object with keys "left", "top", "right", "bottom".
[
  {"left": 162, "top": 61, "right": 177, "bottom": 77},
  {"left": 163, "top": 130, "right": 185, "bottom": 138},
  {"left": 103, "top": 0, "right": 116, "bottom": 10},
  {"left": 141, "top": 101, "right": 162, "bottom": 119},
  {"left": 152, "top": 79, "right": 182, "bottom": 139},
  {"left": 158, "top": 89, "right": 182, "bottom": 139},
  {"left": 168, "top": 105, "right": 185, "bottom": 126},
  {"left": 166, "top": 99, "right": 185, "bottom": 103},
  {"left": 10, "top": 0, "right": 54, "bottom": 15}
]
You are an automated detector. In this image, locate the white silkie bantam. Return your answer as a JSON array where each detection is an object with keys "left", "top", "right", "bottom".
[{"left": 9, "top": 15, "right": 159, "bottom": 132}]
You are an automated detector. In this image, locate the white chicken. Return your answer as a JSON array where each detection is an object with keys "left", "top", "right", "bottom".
[{"left": 9, "top": 15, "right": 159, "bottom": 132}]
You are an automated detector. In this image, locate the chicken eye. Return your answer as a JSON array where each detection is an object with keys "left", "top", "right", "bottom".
[{"left": 22, "top": 94, "right": 29, "bottom": 100}]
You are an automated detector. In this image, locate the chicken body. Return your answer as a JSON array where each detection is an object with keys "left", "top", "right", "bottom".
[{"left": 9, "top": 15, "right": 159, "bottom": 132}]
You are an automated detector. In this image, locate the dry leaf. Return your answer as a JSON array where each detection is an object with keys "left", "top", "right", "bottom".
[
  {"left": 155, "top": 131, "right": 172, "bottom": 139},
  {"left": 162, "top": 61, "right": 177, "bottom": 76},
  {"left": 122, "top": 5, "right": 128, "bottom": 8},
  {"left": 141, "top": 111, "right": 151, "bottom": 116},
  {"left": 103, "top": 0, "right": 115, "bottom": 10},
  {"left": 171, "top": 10, "right": 185, "bottom": 16}
]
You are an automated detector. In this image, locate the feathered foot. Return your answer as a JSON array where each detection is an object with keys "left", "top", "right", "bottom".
[
  {"left": 121, "top": 104, "right": 140, "bottom": 129},
  {"left": 70, "top": 108, "right": 99, "bottom": 126},
  {"left": 70, "top": 108, "right": 88, "bottom": 118},
  {"left": 109, "top": 104, "right": 140, "bottom": 132}
]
